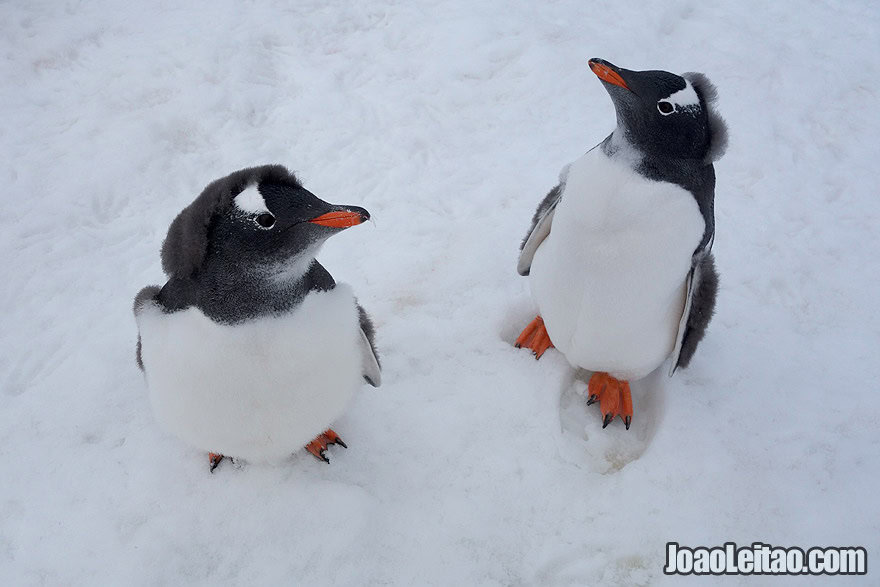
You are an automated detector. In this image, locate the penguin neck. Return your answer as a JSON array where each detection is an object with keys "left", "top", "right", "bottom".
[
  {"left": 160, "top": 252, "right": 328, "bottom": 324},
  {"left": 599, "top": 128, "right": 717, "bottom": 253},
  {"left": 261, "top": 245, "right": 323, "bottom": 287},
  {"left": 600, "top": 129, "right": 643, "bottom": 168},
  {"left": 601, "top": 127, "right": 713, "bottom": 186}
]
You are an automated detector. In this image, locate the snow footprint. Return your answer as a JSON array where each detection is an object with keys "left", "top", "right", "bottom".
[
  {"left": 558, "top": 369, "right": 666, "bottom": 473},
  {"left": 533, "top": 546, "right": 654, "bottom": 586}
]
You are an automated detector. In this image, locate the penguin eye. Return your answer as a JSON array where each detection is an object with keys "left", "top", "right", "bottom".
[
  {"left": 657, "top": 101, "right": 675, "bottom": 115},
  {"left": 255, "top": 213, "right": 276, "bottom": 229}
]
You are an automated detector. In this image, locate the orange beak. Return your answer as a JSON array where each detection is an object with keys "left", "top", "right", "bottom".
[
  {"left": 308, "top": 209, "right": 368, "bottom": 228},
  {"left": 588, "top": 59, "right": 629, "bottom": 90}
]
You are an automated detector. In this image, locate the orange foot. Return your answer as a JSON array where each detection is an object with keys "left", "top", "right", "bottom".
[
  {"left": 305, "top": 429, "right": 348, "bottom": 463},
  {"left": 514, "top": 315, "right": 554, "bottom": 359},
  {"left": 587, "top": 372, "right": 634, "bottom": 430},
  {"left": 209, "top": 452, "right": 225, "bottom": 473}
]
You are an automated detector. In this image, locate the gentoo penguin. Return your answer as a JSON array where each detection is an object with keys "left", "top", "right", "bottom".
[
  {"left": 133, "top": 164, "right": 381, "bottom": 470},
  {"left": 515, "top": 58, "right": 727, "bottom": 429}
]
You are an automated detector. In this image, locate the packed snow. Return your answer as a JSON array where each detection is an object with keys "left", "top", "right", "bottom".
[{"left": 2, "top": 0, "right": 879, "bottom": 584}]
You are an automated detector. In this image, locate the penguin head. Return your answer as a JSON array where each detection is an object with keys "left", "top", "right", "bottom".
[
  {"left": 588, "top": 58, "right": 728, "bottom": 163},
  {"left": 161, "top": 165, "right": 369, "bottom": 282}
]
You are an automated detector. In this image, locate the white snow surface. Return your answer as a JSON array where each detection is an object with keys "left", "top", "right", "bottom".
[{"left": 2, "top": 1, "right": 879, "bottom": 585}]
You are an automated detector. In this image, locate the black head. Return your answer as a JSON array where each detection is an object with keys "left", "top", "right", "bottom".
[
  {"left": 588, "top": 58, "right": 727, "bottom": 163},
  {"left": 161, "top": 165, "right": 369, "bottom": 282}
]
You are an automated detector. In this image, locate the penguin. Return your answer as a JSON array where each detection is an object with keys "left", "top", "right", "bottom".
[
  {"left": 515, "top": 58, "right": 727, "bottom": 429},
  {"left": 133, "top": 164, "right": 381, "bottom": 470}
]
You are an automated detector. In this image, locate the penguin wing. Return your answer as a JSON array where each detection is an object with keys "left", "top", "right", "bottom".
[
  {"left": 133, "top": 285, "right": 162, "bottom": 371},
  {"left": 357, "top": 304, "right": 382, "bottom": 387},
  {"left": 359, "top": 330, "right": 381, "bottom": 387},
  {"left": 309, "top": 261, "right": 382, "bottom": 387},
  {"left": 518, "top": 183, "right": 563, "bottom": 276},
  {"left": 669, "top": 250, "right": 719, "bottom": 375}
]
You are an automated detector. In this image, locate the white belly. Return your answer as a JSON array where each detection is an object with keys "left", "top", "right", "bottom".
[
  {"left": 136, "top": 285, "right": 361, "bottom": 461},
  {"left": 529, "top": 150, "right": 704, "bottom": 380}
]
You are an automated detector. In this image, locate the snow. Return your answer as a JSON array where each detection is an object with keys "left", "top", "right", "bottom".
[{"left": 2, "top": 0, "right": 879, "bottom": 585}]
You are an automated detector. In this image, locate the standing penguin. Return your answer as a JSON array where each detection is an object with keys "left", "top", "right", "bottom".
[
  {"left": 134, "top": 165, "right": 381, "bottom": 470},
  {"left": 516, "top": 59, "right": 727, "bottom": 429}
]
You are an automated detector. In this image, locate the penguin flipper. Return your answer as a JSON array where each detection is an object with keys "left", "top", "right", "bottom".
[
  {"left": 518, "top": 183, "right": 562, "bottom": 276},
  {"left": 133, "top": 285, "right": 162, "bottom": 371},
  {"left": 359, "top": 330, "right": 381, "bottom": 387},
  {"left": 357, "top": 304, "right": 381, "bottom": 387},
  {"left": 311, "top": 262, "right": 381, "bottom": 386},
  {"left": 669, "top": 252, "right": 719, "bottom": 375}
]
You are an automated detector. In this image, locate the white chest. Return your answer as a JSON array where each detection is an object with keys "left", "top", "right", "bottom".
[
  {"left": 136, "top": 285, "right": 361, "bottom": 461},
  {"left": 529, "top": 149, "right": 704, "bottom": 379}
]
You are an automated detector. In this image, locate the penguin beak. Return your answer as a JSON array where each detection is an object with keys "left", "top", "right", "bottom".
[
  {"left": 588, "top": 58, "right": 630, "bottom": 91},
  {"left": 308, "top": 206, "right": 370, "bottom": 229}
]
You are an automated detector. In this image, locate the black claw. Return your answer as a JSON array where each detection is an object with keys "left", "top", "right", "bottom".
[
  {"left": 587, "top": 394, "right": 598, "bottom": 406},
  {"left": 333, "top": 438, "right": 348, "bottom": 449},
  {"left": 514, "top": 343, "right": 521, "bottom": 349},
  {"left": 209, "top": 455, "right": 224, "bottom": 473},
  {"left": 602, "top": 413, "right": 613, "bottom": 429},
  {"left": 625, "top": 416, "right": 631, "bottom": 430},
  {"left": 318, "top": 450, "right": 330, "bottom": 464}
]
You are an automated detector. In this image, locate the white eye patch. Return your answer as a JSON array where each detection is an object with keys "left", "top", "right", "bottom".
[
  {"left": 234, "top": 184, "right": 270, "bottom": 215},
  {"left": 664, "top": 79, "right": 700, "bottom": 110}
]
